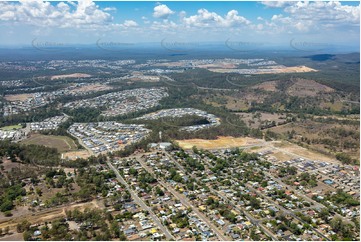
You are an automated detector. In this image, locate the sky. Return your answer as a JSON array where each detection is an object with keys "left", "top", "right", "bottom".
[{"left": 0, "top": 1, "right": 359, "bottom": 50}]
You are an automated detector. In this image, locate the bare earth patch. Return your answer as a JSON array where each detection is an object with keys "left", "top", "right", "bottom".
[
  {"left": 50, "top": 73, "right": 92, "bottom": 80},
  {"left": 251, "top": 81, "right": 278, "bottom": 92},
  {"left": 176, "top": 136, "right": 263, "bottom": 150},
  {"left": 0, "top": 232, "right": 24, "bottom": 241},
  {"left": 263, "top": 65, "right": 317, "bottom": 74},
  {"left": 208, "top": 65, "right": 317, "bottom": 74},
  {"left": 69, "top": 84, "right": 112, "bottom": 94},
  {"left": 4, "top": 93, "right": 34, "bottom": 102},
  {"left": 0, "top": 200, "right": 102, "bottom": 233},
  {"left": 62, "top": 150, "right": 92, "bottom": 160},
  {"left": 271, "top": 141, "right": 335, "bottom": 162}
]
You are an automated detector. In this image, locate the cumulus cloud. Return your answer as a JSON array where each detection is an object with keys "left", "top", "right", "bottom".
[
  {"left": 122, "top": 20, "right": 138, "bottom": 28},
  {"left": 182, "top": 9, "right": 250, "bottom": 28},
  {"left": 261, "top": 1, "right": 360, "bottom": 34},
  {"left": 262, "top": 1, "right": 294, "bottom": 8},
  {"left": 284, "top": 1, "right": 359, "bottom": 24},
  {"left": 153, "top": 4, "right": 174, "bottom": 19},
  {"left": 0, "top": 0, "right": 113, "bottom": 30},
  {"left": 151, "top": 19, "right": 177, "bottom": 31}
]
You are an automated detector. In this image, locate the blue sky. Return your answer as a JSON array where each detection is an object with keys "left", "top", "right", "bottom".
[
  {"left": 95, "top": 1, "right": 282, "bottom": 22},
  {"left": 0, "top": 1, "right": 359, "bottom": 50}
]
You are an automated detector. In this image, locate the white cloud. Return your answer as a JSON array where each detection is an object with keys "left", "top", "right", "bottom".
[
  {"left": 151, "top": 19, "right": 177, "bottom": 31},
  {"left": 261, "top": 1, "right": 293, "bottom": 8},
  {"left": 261, "top": 1, "right": 360, "bottom": 34},
  {"left": 153, "top": 4, "right": 174, "bottom": 19},
  {"left": 182, "top": 9, "right": 250, "bottom": 28},
  {"left": 0, "top": 0, "right": 113, "bottom": 30},
  {"left": 284, "top": 1, "right": 359, "bottom": 24},
  {"left": 179, "top": 10, "right": 187, "bottom": 18},
  {"left": 122, "top": 20, "right": 138, "bottom": 28},
  {"left": 103, "top": 7, "right": 116, "bottom": 12}
]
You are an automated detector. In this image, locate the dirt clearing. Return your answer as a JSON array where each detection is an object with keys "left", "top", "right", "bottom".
[
  {"left": 62, "top": 150, "right": 92, "bottom": 160},
  {"left": 270, "top": 141, "right": 335, "bottom": 162},
  {"left": 50, "top": 73, "right": 92, "bottom": 80},
  {"left": 176, "top": 136, "right": 263, "bottom": 150},
  {"left": 69, "top": 84, "right": 112, "bottom": 94},
  {"left": 0, "top": 200, "right": 103, "bottom": 232},
  {"left": 251, "top": 81, "right": 278, "bottom": 92},
  {"left": 4, "top": 94, "right": 34, "bottom": 102}
]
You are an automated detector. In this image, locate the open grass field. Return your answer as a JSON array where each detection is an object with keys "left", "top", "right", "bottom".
[
  {"left": 21, "top": 134, "right": 78, "bottom": 153},
  {"left": 286, "top": 78, "right": 334, "bottom": 97},
  {"left": 0, "top": 125, "right": 22, "bottom": 131},
  {"left": 176, "top": 136, "right": 263, "bottom": 150}
]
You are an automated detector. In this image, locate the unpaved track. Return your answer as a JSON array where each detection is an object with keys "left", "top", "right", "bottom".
[{"left": 0, "top": 200, "right": 102, "bottom": 231}]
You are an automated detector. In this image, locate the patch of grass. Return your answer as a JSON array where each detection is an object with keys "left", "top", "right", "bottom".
[
  {"left": 21, "top": 134, "right": 78, "bottom": 153},
  {"left": 0, "top": 124, "right": 22, "bottom": 131}
]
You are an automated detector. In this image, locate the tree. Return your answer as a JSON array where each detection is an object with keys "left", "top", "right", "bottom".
[
  {"left": 17, "top": 220, "right": 31, "bottom": 233},
  {"left": 35, "top": 187, "right": 42, "bottom": 196},
  {"left": 249, "top": 196, "right": 261, "bottom": 209},
  {"left": 335, "top": 153, "right": 355, "bottom": 164},
  {"left": 0, "top": 199, "right": 14, "bottom": 212},
  {"left": 155, "top": 186, "right": 164, "bottom": 196},
  {"left": 330, "top": 216, "right": 342, "bottom": 232},
  {"left": 23, "top": 231, "right": 32, "bottom": 241}
]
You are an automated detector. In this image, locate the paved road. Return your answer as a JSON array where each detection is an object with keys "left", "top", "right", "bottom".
[
  {"left": 246, "top": 185, "right": 329, "bottom": 241},
  {"left": 106, "top": 160, "right": 175, "bottom": 240},
  {"left": 265, "top": 171, "right": 354, "bottom": 225},
  {"left": 135, "top": 157, "right": 229, "bottom": 241},
  {"left": 164, "top": 152, "right": 278, "bottom": 241}
]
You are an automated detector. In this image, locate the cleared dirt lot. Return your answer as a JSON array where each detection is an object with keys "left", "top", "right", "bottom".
[
  {"left": 21, "top": 134, "right": 78, "bottom": 153},
  {"left": 62, "top": 150, "right": 92, "bottom": 160},
  {"left": 0, "top": 200, "right": 103, "bottom": 232},
  {"left": 4, "top": 93, "right": 34, "bottom": 102},
  {"left": 69, "top": 84, "right": 112, "bottom": 94},
  {"left": 50, "top": 73, "right": 92, "bottom": 80},
  {"left": 0, "top": 232, "right": 23, "bottom": 241},
  {"left": 251, "top": 80, "right": 278, "bottom": 92},
  {"left": 209, "top": 65, "right": 317, "bottom": 74},
  {"left": 271, "top": 141, "right": 336, "bottom": 162},
  {"left": 176, "top": 136, "right": 263, "bottom": 150}
]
